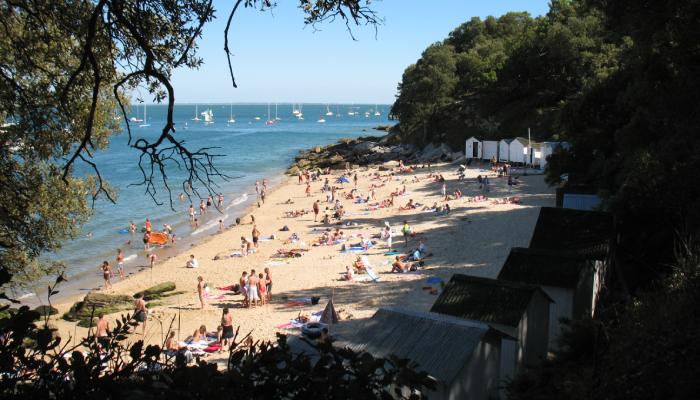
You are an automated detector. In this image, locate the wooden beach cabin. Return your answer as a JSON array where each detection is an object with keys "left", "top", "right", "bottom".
[
  {"left": 348, "top": 306, "right": 513, "bottom": 400},
  {"left": 528, "top": 207, "right": 618, "bottom": 313},
  {"left": 498, "top": 139, "right": 513, "bottom": 162},
  {"left": 430, "top": 275, "right": 553, "bottom": 385},
  {"left": 509, "top": 137, "right": 540, "bottom": 165},
  {"left": 497, "top": 247, "right": 599, "bottom": 348},
  {"left": 482, "top": 140, "right": 499, "bottom": 162},
  {"left": 465, "top": 136, "right": 483, "bottom": 160}
]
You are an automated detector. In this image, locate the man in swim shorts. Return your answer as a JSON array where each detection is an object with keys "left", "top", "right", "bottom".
[
  {"left": 116, "top": 249, "right": 124, "bottom": 279},
  {"left": 133, "top": 293, "right": 148, "bottom": 335},
  {"left": 313, "top": 200, "right": 320, "bottom": 222},
  {"left": 95, "top": 313, "right": 110, "bottom": 353},
  {"left": 206, "top": 195, "right": 212, "bottom": 211},
  {"left": 143, "top": 231, "right": 150, "bottom": 250},
  {"left": 247, "top": 270, "right": 259, "bottom": 309},
  {"left": 252, "top": 225, "right": 260, "bottom": 248},
  {"left": 189, "top": 205, "right": 194, "bottom": 221},
  {"left": 264, "top": 267, "right": 273, "bottom": 302}
]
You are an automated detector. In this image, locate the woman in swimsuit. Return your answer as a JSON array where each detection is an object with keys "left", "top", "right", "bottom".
[
  {"left": 100, "top": 261, "right": 114, "bottom": 289},
  {"left": 220, "top": 308, "right": 234, "bottom": 353}
]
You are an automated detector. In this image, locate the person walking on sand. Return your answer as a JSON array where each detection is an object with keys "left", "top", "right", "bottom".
[
  {"left": 382, "top": 226, "right": 392, "bottom": 250},
  {"left": 143, "top": 231, "right": 150, "bottom": 250},
  {"left": 116, "top": 249, "right": 124, "bottom": 279},
  {"left": 240, "top": 271, "right": 249, "bottom": 307},
  {"left": 441, "top": 182, "right": 446, "bottom": 197},
  {"left": 264, "top": 267, "right": 273, "bottom": 302},
  {"left": 220, "top": 308, "right": 234, "bottom": 353},
  {"left": 148, "top": 254, "right": 157, "bottom": 269},
  {"left": 313, "top": 200, "right": 320, "bottom": 222},
  {"left": 133, "top": 293, "right": 148, "bottom": 335},
  {"left": 197, "top": 276, "right": 205, "bottom": 309},
  {"left": 260, "top": 189, "right": 267, "bottom": 205},
  {"left": 263, "top": 179, "right": 268, "bottom": 192},
  {"left": 252, "top": 225, "right": 260, "bottom": 249},
  {"left": 247, "top": 270, "right": 259, "bottom": 309},
  {"left": 100, "top": 261, "right": 114, "bottom": 289},
  {"left": 95, "top": 312, "right": 111, "bottom": 352},
  {"left": 482, "top": 175, "right": 490, "bottom": 194},
  {"left": 306, "top": 184, "right": 311, "bottom": 197},
  {"left": 402, "top": 220, "right": 410, "bottom": 247},
  {"left": 189, "top": 204, "right": 195, "bottom": 221}
]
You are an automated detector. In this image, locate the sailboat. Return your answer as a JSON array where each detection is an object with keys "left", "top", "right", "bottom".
[
  {"left": 297, "top": 104, "right": 304, "bottom": 120},
  {"left": 293, "top": 98, "right": 300, "bottom": 115},
  {"left": 227, "top": 103, "right": 235, "bottom": 123},
  {"left": 318, "top": 108, "right": 326, "bottom": 123},
  {"left": 131, "top": 104, "right": 143, "bottom": 123},
  {"left": 348, "top": 102, "right": 355, "bottom": 116},
  {"left": 375, "top": 104, "right": 380, "bottom": 116},
  {"left": 325, "top": 104, "right": 333, "bottom": 116},
  {"left": 266, "top": 103, "right": 275, "bottom": 124},
  {"left": 274, "top": 99, "right": 281, "bottom": 121},
  {"left": 139, "top": 103, "right": 150, "bottom": 127},
  {"left": 336, "top": 106, "right": 343, "bottom": 117},
  {"left": 202, "top": 108, "right": 214, "bottom": 124},
  {"left": 192, "top": 105, "right": 201, "bottom": 121}
]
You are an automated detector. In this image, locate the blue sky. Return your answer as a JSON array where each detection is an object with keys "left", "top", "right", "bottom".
[{"left": 166, "top": 0, "right": 552, "bottom": 105}]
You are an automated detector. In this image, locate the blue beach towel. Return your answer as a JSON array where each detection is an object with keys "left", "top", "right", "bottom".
[{"left": 426, "top": 277, "right": 441, "bottom": 284}]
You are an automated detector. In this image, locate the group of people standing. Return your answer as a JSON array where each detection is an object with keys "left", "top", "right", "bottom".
[{"left": 238, "top": 268, "right": 273, "bottom": 309}]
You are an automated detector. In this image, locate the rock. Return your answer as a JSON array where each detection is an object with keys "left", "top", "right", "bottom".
[
  {"left": 63, "top": 291, "right": 134, "bottom": 322},
  {"left": 452, "top": 151, "right": 464, "bottom": 159},
  {"left": 312, "top": 146, "right": 323, "bottom": 153},
  {"left": 420, "top": 143, "right": 442, "bottom": 161},
  {"left": 362, "top": 129, "right": 367, "bottom": 131},
  {"left": 140, "top": 282, "right": 176, "bottom": 299},
  {"left": 378, "top": 165, "right": 392, "bottom": 171},
  {"left": 368, "top": 153, "right": 382, "bottom": 162},
  {"left": 381, "top": 152, "right": 399, "bottom": 162},
  {"left": 353, "top": 141, "right": 376, "bottom": 156},
  {"left": 337, "top": 138, "right": 354, "bottom": 144},
  {"left": 34, "top": 305, "right": 59, "bottom": 317},
  {"left": 285, "top": 166, "right": 300, "bottom": 175},
  {"left": 329, "top": 155, "right": 344, "bottom": 164},
  {"left": 391, "top": 146, "right": 402, "bottom": 154},
  {"left": 296, "top": 159, "right": 312, "bottom": 169}
]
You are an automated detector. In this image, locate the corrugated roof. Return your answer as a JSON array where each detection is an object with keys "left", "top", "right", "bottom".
[
  {"left": 529, "top": 207, "right": 615, "bottom": 260},
  {"left": 563, "top": 194, "right": 602, "bottom": 211},
  {"left": 347, "top": 307, "right": 493, "bottom": 385},
  {"left": 430, "top": 275, "right": 553, "bottom": 327},
  {"left": 497, "top": 247, "right": 591, "bottom": 289}
]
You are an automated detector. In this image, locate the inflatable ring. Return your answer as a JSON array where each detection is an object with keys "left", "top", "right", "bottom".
[{"left": 301, "top": 322, "right": 326, "bottom": 339}]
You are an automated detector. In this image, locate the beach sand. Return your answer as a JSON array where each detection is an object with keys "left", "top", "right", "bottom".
[{"left": 46, "top": 161, "right": 555, "bottom": 365}]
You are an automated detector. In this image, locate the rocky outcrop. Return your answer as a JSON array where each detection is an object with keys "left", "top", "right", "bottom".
[{"left": 63, "top": 291, "right": 134, "bottom": 322}]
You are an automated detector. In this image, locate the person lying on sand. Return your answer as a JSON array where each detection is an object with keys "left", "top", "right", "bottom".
[
  {"left": 391, "top": 257, "right": 414, "bottom": 273},
  {"left": 399, "top": 199, "right": 416, "bottom": 211},
  {"left": 284, "top": 199, "right": 293, "bottom": 204},
  {"left": 422, "top": 202, "right": 438, "bottom": 211},
  {"left": 298, "top": 311, "right": 311, "bottom": 323},
  {"left": 186, "top": 325, "right": 208, "bottom": 343}
]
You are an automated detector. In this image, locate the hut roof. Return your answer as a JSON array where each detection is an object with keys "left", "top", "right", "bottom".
[
  {"left": 500, "top": 138, "right": 514, "bottom": 145},
  {"left": 430, "top": 274, "right": 553, "bottom": 327},
  {"left": 529, "top": 207, "right": 615, "bottom": 260},
  {"left": 348, "top": 306, "right": 509, "bottom": 385},
  {"left": 497, "top": 247, "right": 592, "bottom": 289}
]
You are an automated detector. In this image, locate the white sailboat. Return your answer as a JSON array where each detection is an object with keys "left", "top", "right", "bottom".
[
  {"left": 293, "top": 98, "right": 300, "bottom": 115},
  {"left": 140, "top": 103, "right": 150, "bottom": 127},
  {"left": 192, "top": 105, "right": 201, "bottom": 121},
  {"left": 297, "top": 104, "right": 304, "bottom": 120},
  {"left": 274, "top": 99, "right": 281, "bottom": 121},
  {"left": 202, "top": 108, "right": 214, "bottom": 124},
  {"left": 318, "top": 108, "right": 326, "bottom": 123},
  {"left": 227, "top": 103, "right": 235, "bottom": 123},
  {"left": 266, "top": 103, "right": 275, "bottom": 124},
  {"left": 348, "top": 103, "right": 355, "bottom": 116},
  {"left": 375, "top": 104, "right": 380, "bottom": 116},
  {"left": 325, "top": 104, "right": 333, "bottom": 116},
  {"left": 131, "top": 104, "right": 143, "bottom": 123}
]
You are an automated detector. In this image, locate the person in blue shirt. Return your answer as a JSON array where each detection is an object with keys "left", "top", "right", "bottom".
[{"left": 482, "top": 175, "right": 490, "bottom": 194}]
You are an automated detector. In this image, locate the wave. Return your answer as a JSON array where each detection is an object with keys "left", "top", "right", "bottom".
[
  {"left": 225, "top": 193, "right": 249, "bottom": 210},
  {"left": 192, "top": 214, "right": 229, "bottom": 235},
  {"left": 123, "top": 254, "right": 138, "bottom": 262},
  {"left": 17, "top": 292, "right": 36, "bottom": 300}
]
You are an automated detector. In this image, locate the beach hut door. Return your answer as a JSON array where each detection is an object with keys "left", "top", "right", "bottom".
[{"left": 473, "top": 143, "right": 480, "bottom": 158}]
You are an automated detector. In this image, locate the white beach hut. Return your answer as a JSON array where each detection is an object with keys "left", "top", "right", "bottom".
[
  {"left": 465, "top": 136, "right": 482, "bottom": 160},
  {"left": 349, "top": 306, "right": 514, "bottom": 400},
  {"left": 482, "top": 140, "right": 499, "bottom": 161},
  {"left": 540, "top": 142, "right": 569, "bottom": 169},
  {"left": 499, "top": 139, "right": 513, "bottom": 162},
  {"left": 431, "top": 274, "right": 553, "bottom": 389},
  {"left": 498, "top": 248, "right": 600, "bottom": 349}
]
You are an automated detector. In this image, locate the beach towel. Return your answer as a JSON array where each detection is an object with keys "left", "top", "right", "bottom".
[
  {"left": 258, "top": 237, "right": 273, "bottom": 241},
  {"left": 435, "top": 210, "right": 450, "bottom": 216},
  {"left": 398, "top": 274, "right": 424, "bottom": 279},
  {"left": 341, "top": 244, "right": 373, "bottom": 254},
  {"left": 426, "top": 277, "right": 442, "bottom": 284},
  {"left": 353, "top": 213, "right": 370, "bottom": 215},
  {"left": 203, "top": 344, "right": 221, "bottom": 352},
  {"left": 202, "top": 294, "right": 225, "bottom": 300},
  {"left": 265, "top": 261, "right": 290, "bottom": 266},
  {"left": 385, "top": 251, "right": 403, "bottom": 256},
  {"left": 217, "top": 285, "right": 236, "bottom": 291}
]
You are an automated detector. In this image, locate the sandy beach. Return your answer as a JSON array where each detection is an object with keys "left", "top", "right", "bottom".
[{"left": 45, "top": 160, "right": 555, "bottom": 365}]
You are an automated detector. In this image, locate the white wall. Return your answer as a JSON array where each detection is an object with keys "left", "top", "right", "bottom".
[
  {"left": 509, "top": 141, "right": 525, "bottom": 163},
  {"left": 498, "top": 141, "right": 510, "bottom": 161},
  {"left": 541, "top": 286, "right": 574, "bottom": 349},
  {"left": 483, "top": 141, "right": 498, "bottom": 160},
  {"left": 466, "top": 138, "right": 482, "bottom": 159}
]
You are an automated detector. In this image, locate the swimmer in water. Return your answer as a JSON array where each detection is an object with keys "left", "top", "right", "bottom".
[{"left": 86, "top": 233, "right": 92, "bottom": 237}]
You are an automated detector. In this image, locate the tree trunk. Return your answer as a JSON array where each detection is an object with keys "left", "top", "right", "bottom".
[{"left": 422, "top": 119, "right": 429, "bottom": 145}]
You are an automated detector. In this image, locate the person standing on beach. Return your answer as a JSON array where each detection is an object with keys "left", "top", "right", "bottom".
[
  {"left": 95, "top": 313, "right": 111, "bottom": 352},
  {"left": 313, "top": 200, "right": 320, "bottom": 222},
  {"left": 148, "top": 254, "right": 157, "bottom": 269},
  {"left": 305, "top": 170, "right": 310, "bottom": 182},
  {"left": 306, "top": 184, "right": 311, "bottom": 197},
  {"left": 354, "top": 173, "right": 358, "bottom": 188},
  {"left": 240, "top": 271, "right": 249, "bottom": 307},
  {"left": 298, "top": 170, "right": 303, "bottom": 184},
  {"left": 257, "top": 273, "right": 266, "bottom": 306},
  {"left": 189, "top": 204, "right": 195, "bottom": 221},
  {"left": 263, "top": 179, "right": 268, "bottom": 192},
  {"left": 133, "top": 293, "right": 148, "bottom": 335},
  {"left": 441, "top": 182, "right": 446, "bottom": 197},
  {"left": 264, "top": 267, "right": 273, "bottom": 302},
  {"left": 252, "top": 225, "right": 260, "bottom": 249},
  {"left": 482, "top": 175, "right": 490, "bottom": 194},
  {"left": 143, "top": 231, "right": 150, "bottom": 250},
  {"left": 219, "top": 220, "right": 224, "bottom": 234},
  {"left": 241, "top": 236, "right": 252, "bottom": 256},
  {"left": 402, "top": 220, "right": 410, "bottom": 247},
  {"left": 116, "top": 249, "right": 124, "bottom": 279},
  {"left": 218, "top": 193, "right": 224, "bottom": 209},
  {"left": 260, "top": 189, "right": 267, "bottom": 205},
  {"left": 206, "top": 195, "right": 213, "bottom": 212},
  {"left": 507, "top": 176, "right": 513, "bottom": 193},
  {"left": 100, "top": 261, "right": 114, "bottom": 289},
  {"left": 383, "top": 226, "right": 392, "bottom": 250},
  {"left": 197, "top": 276, "right": 205, "bottom": 310},
  {"left": 247, "top": 270, "right": 259, "bottom": 309},
  {"left": 255, "top": 180, "right": 260, "bottom": 195},
  {"left": 220, "top": 308, "right": 234, "bottom": 353}
]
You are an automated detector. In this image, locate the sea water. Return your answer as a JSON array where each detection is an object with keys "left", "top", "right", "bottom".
[{"left": 20, "top": 103, "right": 394, "bottom": 305}]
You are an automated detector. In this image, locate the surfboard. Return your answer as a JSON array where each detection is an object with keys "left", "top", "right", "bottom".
[
  {"left": 119, "top": 229, "right": 129, "bottom": 234},
  {"left": 147, "top": 232, "right": 168, "bottom": 245}
]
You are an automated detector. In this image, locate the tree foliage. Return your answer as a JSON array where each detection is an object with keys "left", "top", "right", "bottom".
[{"left": 0, "top": 0, "right": 381, "bottom": 291}]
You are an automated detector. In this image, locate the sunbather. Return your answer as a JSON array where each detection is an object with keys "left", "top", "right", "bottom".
[
  {"left": 399, "top": 199, "right": 416, "bottom": 211},
  {"left": 341, "top": 265, "right": 355, "bottom": 281},
  {"left": 422, "top": 202, "right": 438, "bottom": 211},
  {"left": 390, "top": 256, "right": 413, "bottom": 273}
]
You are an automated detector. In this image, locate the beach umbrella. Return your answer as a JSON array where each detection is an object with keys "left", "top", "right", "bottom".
[
  {"left": 338, "top": 177, "right": 350, "bottom": 184},
  {"left": 320, "top": 299, "right": 338, "bottom": 324}
]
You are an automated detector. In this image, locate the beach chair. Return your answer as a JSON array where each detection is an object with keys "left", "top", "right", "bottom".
[
  {"left": 365, "top": 267, "right": 382, "bottom": 282},
  {"left": 360, "top": 255, "right": 375, "bottom": 268}
]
